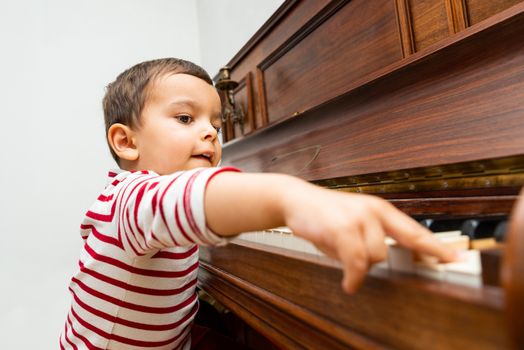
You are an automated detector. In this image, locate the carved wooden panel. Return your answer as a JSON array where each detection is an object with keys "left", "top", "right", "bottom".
[
  {"left": 394, "top": 0, "right": 522, "bottom": 57},
  {"left": 233, "top": 73, "right": 255, "bottom": 137},
  {"left": 409, "top": 0, "right": 450, "bottom": 51},
  {"left": 466, "top": 0, "right": 523, "bottom": 25},
  {"left": 261, "top": 0, "right": 401, "bottom": 124}
]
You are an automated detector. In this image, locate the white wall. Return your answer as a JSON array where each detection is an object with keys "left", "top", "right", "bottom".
[
  {"left": 196, "top": 0, "right": 284, "bottom": 77},
  {"left": 0, "top": 1, "right": 201, "bottom": 348},
  {"left": 0, "top": 0, "right": 284, "bottom": 349}
]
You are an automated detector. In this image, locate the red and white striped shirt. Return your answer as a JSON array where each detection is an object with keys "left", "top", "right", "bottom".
[{"left": 60, "top": 167, "right": 239, "bottom": 350}]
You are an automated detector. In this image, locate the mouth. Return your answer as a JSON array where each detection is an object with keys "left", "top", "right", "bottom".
[{"left": 192, "top": 152, "right": 214, "bottom": 164}]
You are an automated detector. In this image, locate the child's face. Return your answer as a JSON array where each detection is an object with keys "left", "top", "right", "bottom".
[{"left": 132, "top": 73, "right": 223, "bottom": 174}]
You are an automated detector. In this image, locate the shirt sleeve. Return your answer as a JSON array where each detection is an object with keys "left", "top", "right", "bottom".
[{"left": 115, "top": 167, "right": 241, "bottom": 255}]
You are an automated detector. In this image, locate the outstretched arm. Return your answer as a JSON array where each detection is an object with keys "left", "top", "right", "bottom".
[{"left": 205, "top": 171, "right": 457, "bottom": 293}]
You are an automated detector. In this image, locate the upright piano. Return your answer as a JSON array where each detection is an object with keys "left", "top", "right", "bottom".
[{"left": 198, "top": 1, "right": 524, "bottom": 348}]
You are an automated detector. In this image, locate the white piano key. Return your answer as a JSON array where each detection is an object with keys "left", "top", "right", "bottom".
[
  {"left": 314, "top": 246, "right": 324, "bottom": 256},
  {"left": 415, "top": 262, "right": 447, "bottom": 281},
  {"left": 446, "top": 272, "right": 482, "bottom": 288},
  {"left": 413, "top": 249, "right": 482, "bottom": 286},
  {"left": 444, "top": 250, "right": 482, "bottom": 288},
  {"left": 280, "top": 230, "right": 289, "bottom": 245},
  {"left": 438, "top": 235, "right": 469, "bottom": 249},
  {"left": 369, "top": 260, "right": 389, "bottom": 276},
  {"left": 432, "top": 230, "right": 462, "bottom": 238},
  {"left": 273, "top": 226, "right": 292, "bottom": 234},
  {"left": 282, "top": 232, "right": 302, "bottom": 250},
  {"left": 302, "top": 239, "right": 321, "bottom": 255},
  {"left": 237, "top": 231, "right": 258, "bottom": 243},
  {"left": 266, "top": 230, "right": 284, "bottom": 247},
  {"left": 384, "top": 230, "right": 462, "bottom": 247},
  {"left": 237, "top": 227, "right": 326, "bottom": 257}
]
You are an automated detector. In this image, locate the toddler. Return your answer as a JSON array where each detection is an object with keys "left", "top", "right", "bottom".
[{"left": 60, "top": 58, "right": 456, "bottom": 350}]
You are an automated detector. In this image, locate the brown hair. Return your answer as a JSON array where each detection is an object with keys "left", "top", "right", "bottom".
[{"left": 102, "top": 58, "right": 213, "bottom": 163}]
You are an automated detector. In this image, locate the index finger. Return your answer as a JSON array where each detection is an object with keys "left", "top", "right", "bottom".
[{"left": 378, "top": 202, "right": 458, "bottom": 263}]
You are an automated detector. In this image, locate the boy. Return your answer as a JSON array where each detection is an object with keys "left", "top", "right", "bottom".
[{"left": 60, "top": 58, "right": 456, "bottom": 350}]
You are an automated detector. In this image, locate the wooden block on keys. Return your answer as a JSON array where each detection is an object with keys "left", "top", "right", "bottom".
[
  {"left": 469, "top": 237, "right": 499, "bottom": 250},
  {"left": 480, "top": 247, "right": 503, "bottom": 287}
]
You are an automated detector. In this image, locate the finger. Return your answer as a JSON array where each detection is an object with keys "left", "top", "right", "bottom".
[
  {"left": 361, "top": 219, "right": 386, "bottom": 263},
  {"left": 378, "top": 202, "right": 457, "bottom": 262},
  {"left": 337, "top": 231, "right": 369, "bottom": 294},
  {"left": 361, "top": 219, "right": 388, "bottom": 264},
  {"left": 403, "top": 232, "right": 457, "bottom": 263}
]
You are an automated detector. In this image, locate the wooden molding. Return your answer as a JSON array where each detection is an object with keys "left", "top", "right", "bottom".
[
  {"left": 258, "top": 0, "right": 349, "bottom": 71},
  {"left": 255, "top": 67, "right": 269, "bottom": 126},
  {"left": 446, "top": 0, "right": 469, "bottom": 33},
  {"left": 394, "top": 0, "right": 415, "bottom": 57}
]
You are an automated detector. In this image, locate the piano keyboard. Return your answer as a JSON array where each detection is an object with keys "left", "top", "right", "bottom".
[
  {"left": 234, "top": 226, "right": 495, "bottom": 288},
  {"left": 235, "top": 227, "right": 322, "bottom": 256}
]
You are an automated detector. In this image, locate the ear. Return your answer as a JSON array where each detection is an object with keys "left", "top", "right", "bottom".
[{"left": 107, "top": 123, "right": 139, "bottom": 161}]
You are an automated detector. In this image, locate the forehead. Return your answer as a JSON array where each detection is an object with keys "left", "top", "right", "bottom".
[{"left": 147, "top": 73, "right": 221, "bottom": 109}]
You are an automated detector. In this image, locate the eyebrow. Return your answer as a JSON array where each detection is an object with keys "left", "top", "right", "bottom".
[{"left": 169, "top": 99, "right": 198, "bottom": 108}]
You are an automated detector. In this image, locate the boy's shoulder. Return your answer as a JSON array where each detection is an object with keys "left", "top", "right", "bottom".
[{"left": 105, "top": 168, "right": 157, "bottom": 185}]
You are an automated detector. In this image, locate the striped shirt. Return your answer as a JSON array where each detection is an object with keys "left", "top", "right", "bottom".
[{"left": 60, "top": 167, "right": 239, "bottom": 350}]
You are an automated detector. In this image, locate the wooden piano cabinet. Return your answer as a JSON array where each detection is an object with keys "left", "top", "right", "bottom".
[
  {"left": 201, "top": 0, "right": 524, "bottom": 348},
  {"left": 503, "top": 188, "right": 524, "bottom": 349}
]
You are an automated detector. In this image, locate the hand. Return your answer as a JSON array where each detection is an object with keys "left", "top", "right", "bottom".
[{"left": 281, "top": 182, "right": 457, "bottom": 294}]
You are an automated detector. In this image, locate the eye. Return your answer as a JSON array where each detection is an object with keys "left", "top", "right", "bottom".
[
  {"left": 213, "top": 125, "right": 222, "bottom": 133},
  {"left": 176, "top": 115, "right": 193, "bottom": 124}
]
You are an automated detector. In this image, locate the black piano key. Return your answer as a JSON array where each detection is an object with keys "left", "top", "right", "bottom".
[
  {"left": 419, "top": 218, "right": 433, "bottom": 229},
  {"left": 460, "top": 219, "right": 501, "bottom": 240},
  {"left": 494, "top": 221, "right": 507, "bottom": 242},
  {"left": 419, "top": 218, "right": 464, "bottom": 232}
]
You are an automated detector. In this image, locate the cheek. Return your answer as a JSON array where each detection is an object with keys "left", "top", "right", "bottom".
[
  {"left": 169, "top": 134, "right": 195, "bottom": 156},
  {"left": 215, "top": 148, "right": 223, "bottom": 165}
]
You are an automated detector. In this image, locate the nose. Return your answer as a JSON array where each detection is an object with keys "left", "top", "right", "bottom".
[{"left": 201, "top": 122, "right": 218, "bottom": 141}]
